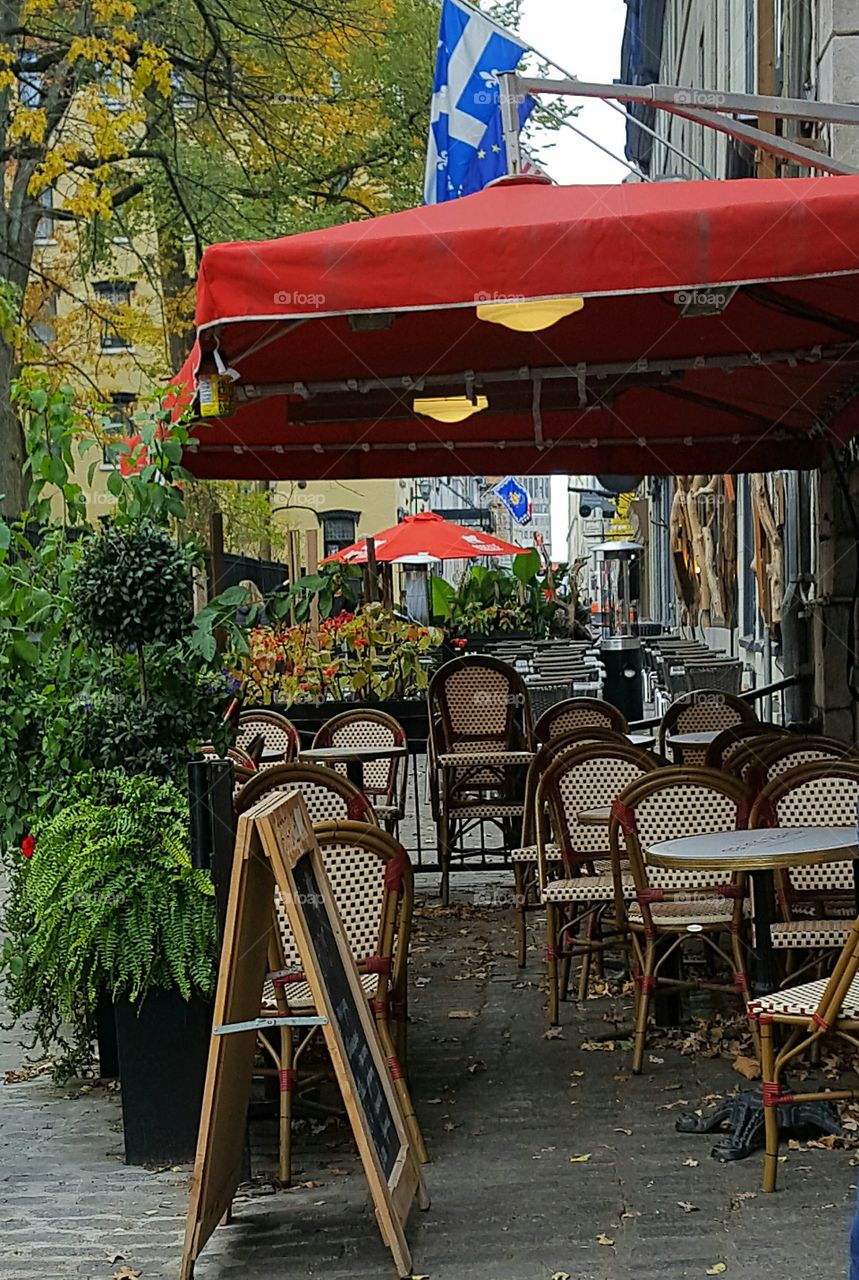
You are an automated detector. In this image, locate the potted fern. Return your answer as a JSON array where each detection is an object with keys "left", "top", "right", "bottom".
[{"left": 8, "top": 771, "right": 218, "bottom": 1164}]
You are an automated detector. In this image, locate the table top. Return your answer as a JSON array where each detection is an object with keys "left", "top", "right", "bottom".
[
  {"left": 647, "top": 825, "right": 858, "bottom": 872},
  {"left": 298, "top": 744, "right": 407, "bottom": 764},
  {"left": 667, "top": 731, "right": 720, "bottom": 747},
  {"left": 577, "top": 806, "right": 611, "bottom": 827},
  {"left": 627, "top": 732, "right": 656, "bottom": 748}
]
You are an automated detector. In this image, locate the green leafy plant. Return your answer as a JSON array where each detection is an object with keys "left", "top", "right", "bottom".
[
  {"left": 2, "top": 772, "right": 218, "bottom": 1077},
  {"left": 430, "top": 552, "right": 566, "bottom": 638}
]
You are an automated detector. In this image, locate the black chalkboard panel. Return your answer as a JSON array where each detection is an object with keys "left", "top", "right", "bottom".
[{"left": 292, "top": 856, "right": 399, "bottom": 1180}]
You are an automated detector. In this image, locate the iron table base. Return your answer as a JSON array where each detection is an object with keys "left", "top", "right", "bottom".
[{"left": 675, "top": 1089, "right": 841, "bottom": 1161}]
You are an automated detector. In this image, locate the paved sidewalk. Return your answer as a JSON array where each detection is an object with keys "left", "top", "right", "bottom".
[{"left": 1, "top": 887, "right": 856, "bottom": 1280}]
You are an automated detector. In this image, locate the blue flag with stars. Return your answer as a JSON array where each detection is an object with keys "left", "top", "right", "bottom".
[{"left": 424, "top": 0, "right": 537, "bottom": 205}]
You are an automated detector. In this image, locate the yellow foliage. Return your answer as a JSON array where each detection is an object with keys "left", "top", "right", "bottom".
[
  {"left": 68, "top": 36, "right": 120, "bottom": 66},
  {"left": 93, "top": 0, "right": 137, "bottom": 20},
  {"left": 0, "top": 69, "right": 15, "bottom": 92},
  {"left": 132, "top": 41, "right": 172, "bottom": 97},
  {"left": 0, "top": 44, "right": 14, "bottom": 66},
  {"left": 64, "top": 179, "right": 114, "bottom": 220},
  {"left": 9, "top": 107, "right": 47, "bottom": 144}
]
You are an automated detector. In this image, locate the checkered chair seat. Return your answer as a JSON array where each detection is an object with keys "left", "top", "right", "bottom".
[
  {"left": 511, "top": 842, "right": 560, "bottom": 863},
  {"left": 447, "top": 801, "right": 525, "bottom": 818},
  {"left": 542, "top": 873, "right": 634, "bottom": 904},
  {"left": 438, "top": 749, "right": 534, "bottom": 767},
  {"left": 770, "top": 920, "right": 853, "bottom": 949},
  {"left": 748, "top": 974, "right": 859, "bottom": 1020},
  {"left": 628, "top": 897, "right": 751, "bottom": 926},
  {"left": 263, "top": 971, "right": 378, "bottom": 1011}
]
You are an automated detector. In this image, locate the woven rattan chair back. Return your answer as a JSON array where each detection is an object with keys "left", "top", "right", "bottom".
[
  {"left": 723, "top": 735, "right": 789, "bottom": 784},
  {"left": 658, "top": 689, "right": 757, "bottom": 754},
  {"left": 200, "top": 742, "right": 257, "bottom": 769},
  {"left": 705, "top": 722, "right": 789, "bottom": 770},
  {"left": 683, "top": 660, "right": 742, "bottom": 695},
  {"left": 236, "top": 709, "right": 300, "bottom": 763},
  {"left": 428, "top": 654, "right": 532, "bottom": 753},
  {"left": 312, "top": 709, "right": 407, "bottom": 804},
  {"left": 234, "top": 762, "right": 379, "bottom": 824},
  {"left": 613, "top": 767, "right": 752, "bottom": 894},
  {"left": 272, "top": 820, "right": 410, "bottom": 976},
  {"left": 751, "top": 735, "right": 853, "bottom": 786},
  {"left": 537, "top": 743, "right": 659, "bottom": 888},
  {"left": 534, "top": 696, "right": 628, "bottom": 743},
  {"left": 519, "top": 729, "right": 628, "bottom": 848},
  {"left": 750, "top": 760, "right": 859, "bottom": 897}
]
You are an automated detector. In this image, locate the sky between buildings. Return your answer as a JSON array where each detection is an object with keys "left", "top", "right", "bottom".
[{"left": 518, "top": 0, "right": 628, "bottom": 556}]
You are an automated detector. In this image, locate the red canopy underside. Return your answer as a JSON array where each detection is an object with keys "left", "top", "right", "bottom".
[{"left": 180, "top": 175, "right": 859, "bottom": 480}]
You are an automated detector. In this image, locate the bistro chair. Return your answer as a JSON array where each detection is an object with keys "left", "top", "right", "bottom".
[
  {"left": 748, "top": 734, "right": 854, "bottom": 789},
  {"left": 748, "top": 914, "right": 859, "bottom": 1192},
  {"left": 610, "top": 767, "right": 753, "bottom": 1073},
  {"left": 235, "top": 709, "right": 300, "bottom": 766},
  {"left": 428, "top": 655, "right": 534, "bottom": 904},
  {"left": 749, "top": 760, "right": 859, "bottom": 970},
  {"left": 312, "top": 708, "right": 408, "bottom": 834},
  {"left": 538, "top": 742, "right": 659, "bottom": 1022},
  {"left": 234, "top": 761, "right": 379, "bottom": 825},
  {"left": 658, "top": 689, "right": 757, "bottom": 766},
  {"left": 534, "top": 696, "right": 628, "bottom": 744},
  {"left": 510, "top": 727, "right": 630, "bottom": 968},
  {"left": 723, "top": 733, "right": 794, "bottom": 787},
  {"left": 705, "top": 722, "right": 790, "bottom": 771},
  {"left": 260, "top": 820, "right": 427, "bottom": 1183},
  {"left": 200, "top": 742, "right": 257, "bottom": 769}
]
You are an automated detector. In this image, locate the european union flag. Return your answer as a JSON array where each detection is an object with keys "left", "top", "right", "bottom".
[
  {"left": 424, "top": 0, "right": 537, "bottom": 205},
  {"left": 494, "top": 476, "right": 532, "bottom": 526}
]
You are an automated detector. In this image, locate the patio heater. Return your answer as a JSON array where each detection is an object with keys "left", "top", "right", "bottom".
[{"left": 593, "top": 540, "right": 644, "bottom": 722}]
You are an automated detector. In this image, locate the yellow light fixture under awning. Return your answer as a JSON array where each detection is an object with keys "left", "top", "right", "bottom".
[
  {"left": 412, "top": 394, "right": 488, "bottom": 423},
  {"left": 476, "top": 296, "right": 585, "bottom": 332}
]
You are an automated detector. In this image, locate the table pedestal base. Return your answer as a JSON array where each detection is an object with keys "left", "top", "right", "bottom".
[{"left": 675, "top": 1090, "right": 841, "bottom": 1161}]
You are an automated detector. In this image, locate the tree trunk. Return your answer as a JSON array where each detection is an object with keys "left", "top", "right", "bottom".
[{"left": 0, "top": 332, "right": 27, "bottom": 519}]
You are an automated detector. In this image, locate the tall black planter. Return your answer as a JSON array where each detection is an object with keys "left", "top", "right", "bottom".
[{"left": 114, "top": 990, "right": 212, "bottom": 1165}]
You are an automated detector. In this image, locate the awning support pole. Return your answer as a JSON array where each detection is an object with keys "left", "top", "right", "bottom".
[{"left": 499, "top": 73, "right": 523, "bottom": 176}]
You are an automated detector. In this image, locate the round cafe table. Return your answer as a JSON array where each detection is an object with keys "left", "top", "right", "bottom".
[
  {"left": 626, "top": 732, "right": 656, "bottom": 749},
  {"left": 577, "top": 806, "right": 611, "bottom": 827},
  {"left": 647, "top": 825, "right": 858, "bottom": 995},
  {"left": 298, "top": 744, "right": 407, "bottom": 792}
]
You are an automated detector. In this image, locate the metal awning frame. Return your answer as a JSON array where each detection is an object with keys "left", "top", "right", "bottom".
[{"left": 498, "top": 75, "right": 859, "bottom": 178}]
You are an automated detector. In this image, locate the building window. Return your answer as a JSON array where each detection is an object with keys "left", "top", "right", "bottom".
[
  {"left": 34, "top": 187, "right": 54, "bottom": 243},
  {"left": 320, "top": 509, "right": 358, "bottom": 558},
  {"left": 93, "top": 280, "right": 133, "bottom": 350},
  {"left": 102, "top": 393, "right": 135, "bottom": 467},
  {"left": 20, "top": 54, "right": 42, "bottom": 108}
]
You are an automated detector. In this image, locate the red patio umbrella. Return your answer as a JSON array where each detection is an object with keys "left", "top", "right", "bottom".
[{"left": 321, "top": 512, "right": 526, "bottom": 563}]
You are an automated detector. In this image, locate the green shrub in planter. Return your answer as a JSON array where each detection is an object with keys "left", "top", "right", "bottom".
[
  {"left": 70, "top": 520, "right": 194, "bottom": 649},
  {"left": 3, "top": 771, "right": 217, "bottom": 1076}
]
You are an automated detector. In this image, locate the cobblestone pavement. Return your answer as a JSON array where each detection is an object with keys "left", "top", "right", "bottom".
[{"left": 1, "top": 880, "right": 856, "bottom": 1280}]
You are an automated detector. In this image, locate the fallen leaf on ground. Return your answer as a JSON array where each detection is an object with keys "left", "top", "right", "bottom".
[
  {"left": 614, "top": 1127, "right": 633, "bottom": 1136},
  {"left": 447, "top": 1010, "right": 475, "bottom": 1019},
  {"left": 683, "top": 1158, "right": 699, "bottom": 1168},
  {"left": 113, "top": 1270, "right": 141, "bottom": 1280},
  {"left": 596, "top": 1234, "right": 615, "bottom": 1246},
  {"left": 678, "top": 1201, "right": 699, "bottom": 1213},
  {"left": 297, "top": 1180, "right": 321, "bottom": 1189},
  {"left": 706, "top": 1266, "right": 727, "bottom": 1275},
  {"left": 571, "top": 1070, "right": 585, "bottom": 1077},
  {"left": 732, "top": 1054, "right": 760, "bottom": 1080},
  {"left": 543, "top": 1027, "right": 564, "bottom": 1039},
  {"left": 648, "top": 1055, "right": 664, "bottom": 1064},
  {"left": 551, "top": 1273, "right": 570, "bottom": 1280},
  {"left": 581, "top": 1040, "right": 617, "bottom": 1052},
  {"left": 569, "top": 1153, "right": 592, "bottom": 1163}
]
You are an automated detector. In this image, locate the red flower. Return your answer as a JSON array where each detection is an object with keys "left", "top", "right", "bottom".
[
  {"left": 354, "top": 636, "right": 368, "bottom": 648},
  {"left": 452, "top": 637, "right": 467, "bottom": 649},
  {"left": 21, "top": 834, "right": 34, "bottom": 859}
]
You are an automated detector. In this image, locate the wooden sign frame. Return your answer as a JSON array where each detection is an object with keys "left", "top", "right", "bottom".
[{"left": 180, "top": 791, "right": 428, "bottom": 1280}]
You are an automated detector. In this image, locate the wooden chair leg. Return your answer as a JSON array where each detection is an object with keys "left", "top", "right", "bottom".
[
  {"left": 279, "top": 1025, "right": 294, "bottom": 1185},
  {"left": 632, "top": 938, "right": 655, "bottom": 1074},
  {"left": 760, "top": 1016, "right": 780, "bottom": 1193},
  {"left": 513, "top": 862, "right": 529, "bottom": 969},
  {"left": 575, "top": 911, "right": 595, "bottom": 1001},
  {"left": 546, "top": 902, "right": 560, "bottom": 1026},
  {"left": 439, "top": 808, "right": 451, "bottom": 906}
]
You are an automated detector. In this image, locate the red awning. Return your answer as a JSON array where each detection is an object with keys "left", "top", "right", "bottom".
[
  {"left": 321, "top": 511, "right": 526, "bottom": 563},
  {"left": 179, "top": 173, "right": 859, "bottom": 480}
]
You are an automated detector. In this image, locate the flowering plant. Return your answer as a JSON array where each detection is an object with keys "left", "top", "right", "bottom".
[{"left": 235, "top": 603, "right": 442, "bottom": 706}]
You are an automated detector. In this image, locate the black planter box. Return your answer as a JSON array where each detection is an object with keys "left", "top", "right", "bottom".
[
  {"left": 114, "top": 990, "right": 212, "bottom": 1165},
  {"left": 254, "top": 698, "right": 430, "bottom": 748}
]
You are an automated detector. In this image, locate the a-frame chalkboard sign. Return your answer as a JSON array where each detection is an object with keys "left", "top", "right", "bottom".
[{"left": 179, "top": 790, "right": 428, "bottom": 1280}]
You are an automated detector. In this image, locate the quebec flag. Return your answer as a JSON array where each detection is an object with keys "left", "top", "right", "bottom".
[{"left": 424, "top": 0, "right": 537, "bottom": 205}]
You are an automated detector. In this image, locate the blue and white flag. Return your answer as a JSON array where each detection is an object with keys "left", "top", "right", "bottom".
[
  {"left": 493, "top": 476, "right": 532, "bottom": 526},
  {"left": 424, "top": 0, "right": 536, "bottom": 205}
]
